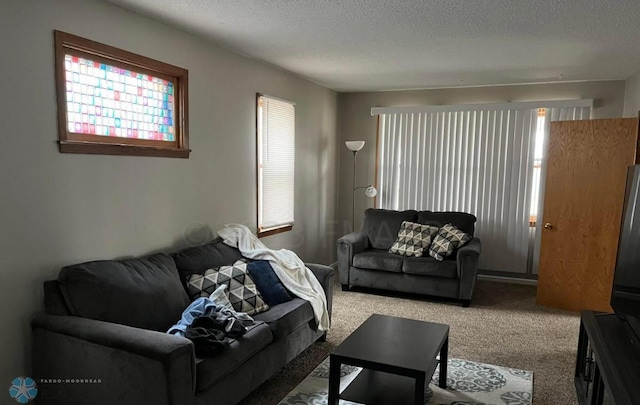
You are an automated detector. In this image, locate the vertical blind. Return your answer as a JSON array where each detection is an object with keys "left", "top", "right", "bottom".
[
  {"left": 257, "top": 95, "right": 295, "bottom": 232},
  {"left": 374, "top": 101, "right": 592, "bottom": 273}
]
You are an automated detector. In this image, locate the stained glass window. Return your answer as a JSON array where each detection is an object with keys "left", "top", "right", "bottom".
[
  {"left": 64, "top": 55, "right": 175, "bottom": 141},
  {"left": 55, "top": 31, "right": 189, "bottom": 158}
]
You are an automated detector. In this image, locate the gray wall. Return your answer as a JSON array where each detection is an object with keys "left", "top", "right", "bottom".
[
  {"left": 338, "top": 81, "right": 626, "bottom": 232},
  {"left": 624, "top": 70, "right": 640, "bottom": 117},
  {"left": 0, "top": 0, "right": 338, "bottom": 393}
]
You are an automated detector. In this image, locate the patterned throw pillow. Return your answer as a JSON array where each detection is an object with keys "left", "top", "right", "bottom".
[
  {"left": 428, "top": 223, "right": 471, "bottom": 261},
  {"left": 185, "top": 260, "right": 269, "bottom": 315},
  {"left": 209, "top": 284, "right": 234, "bottom": 310},
  {"left": 389, "top": 221, "right": 440, "bottom": 257}
]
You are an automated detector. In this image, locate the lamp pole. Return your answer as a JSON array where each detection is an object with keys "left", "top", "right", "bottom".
[
  {"left": 345, "top": 140, "right": 376, "bottom": 233},
  {"left": 351, "top": 149, "right": 358, "bottom": 232}
]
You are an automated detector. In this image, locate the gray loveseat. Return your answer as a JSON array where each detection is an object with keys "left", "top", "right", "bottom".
[
  {"left": 31, "top": 238, "right": 333, "bottom": 405},
  {"left": 337, "top": 209, "right": 481, "bottom": 306}
]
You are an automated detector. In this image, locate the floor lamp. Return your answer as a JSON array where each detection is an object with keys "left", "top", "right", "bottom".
[{"left": 345, "top": 141, "right": 377, "bottom": 232}]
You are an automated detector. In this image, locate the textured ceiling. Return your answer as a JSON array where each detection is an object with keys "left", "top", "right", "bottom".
[{"left": 104, "top": 0, "right": 640, "bottom": 92}]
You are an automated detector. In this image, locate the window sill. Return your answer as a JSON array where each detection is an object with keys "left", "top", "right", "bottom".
[
  {"left": 258, "top": 225, "right": 293, "bottom": 238},
  {"left": 59, "top": 141, "right": 190, "bottom": 158}
]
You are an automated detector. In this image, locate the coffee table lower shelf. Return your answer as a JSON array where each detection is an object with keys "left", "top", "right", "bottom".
[
  {"left": 339, "top": 369, "right": 429, "bottom": 405},
  {"left": 328, "top": 314, "right": 449, "bottom": 405}
]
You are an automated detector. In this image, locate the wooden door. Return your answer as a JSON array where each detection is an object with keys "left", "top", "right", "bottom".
[{"left": 537, "top": 118, "right": 638, "bottom": 312}]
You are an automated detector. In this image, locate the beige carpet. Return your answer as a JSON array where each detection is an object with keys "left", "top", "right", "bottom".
[{"left": 240, "top": 278, "right": 580, "bottom": 405}]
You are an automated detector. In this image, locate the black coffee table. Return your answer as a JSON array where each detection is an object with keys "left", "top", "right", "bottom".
[{"left": 328, "top": 314, "right": 449, "bottom": 405}]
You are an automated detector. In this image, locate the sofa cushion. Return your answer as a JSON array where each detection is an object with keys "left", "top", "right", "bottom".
[
  {"left": 353, "top": 249, "right": 404, "bottom": 272},
  {"left": 172, "top": 238, "right": 244, "bottom": 279},
  {"left": 402, "top": 256, "right": 458, "bottom": 278},
  {"left": 389, "top": 221, "right": 440, "bottom": 257},
  {"left": 252, "top": 298, "right": 315, "bottom": 341},
  {"left": 185, "top": 260, "right": 269, "bottom": 316},
  {"left": 195, "top": 322, "right": 273, "bottom": 392},
  {"left": 429, "top": 224, "right": 472, "bottom": 261},
  {"left": 58, "top": 253, "right": 190, "bottom": 332},
  {"left": 417, "top": 211, "right": 477, "bottom": 236},
  {"left": 44, "top": 280, "right": 71, "bottom": 316},
  {"left": 247, "top": 260, "right": 293, "bottom": 306},
  {"left": 363, "top": 209, "right": 418, "bottom": 250}
]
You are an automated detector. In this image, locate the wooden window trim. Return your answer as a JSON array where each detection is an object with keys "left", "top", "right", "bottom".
[
  {"left": 54, "top": 30, "right": 190, "bottom": 158},
  {"left": 257, "top": 225, "right": 293, "bottom": 238}
]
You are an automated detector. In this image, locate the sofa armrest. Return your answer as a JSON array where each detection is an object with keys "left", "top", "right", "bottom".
[
  {"left": 336, "top": 232, "right": 369, "bottom": 286},
  {"left": 305, "top": 263, "right": 335, "bottom": 321},
  {"left": 32, "top": 314, "right": 195, "bottom": 405},
  {"left": 457, "top": 237, "right": 481, "bottom": 302}
]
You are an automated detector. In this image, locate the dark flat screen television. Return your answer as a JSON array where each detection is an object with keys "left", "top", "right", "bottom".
[{"left": 611, "top": 164, "right": 640, "bottom": 343}]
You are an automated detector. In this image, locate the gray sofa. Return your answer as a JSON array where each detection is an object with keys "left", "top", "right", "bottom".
[
  {"left": 31, "top": 238, "right": 334, "bottom": 405},
  {"left": 337, "top": 209, "right": 481, "bottom": 306}
]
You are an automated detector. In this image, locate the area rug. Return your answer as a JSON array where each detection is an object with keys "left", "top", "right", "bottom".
[{"left": 279, "top": 357, "right": 533, "bottom": 405}]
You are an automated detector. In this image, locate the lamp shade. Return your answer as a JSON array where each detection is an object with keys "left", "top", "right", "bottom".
[
  {"left": 345, "top": 141, "right": 365, "bottom": 152},
  {"left": 365, "top": 186, "right": 377, "bottom": 197}
]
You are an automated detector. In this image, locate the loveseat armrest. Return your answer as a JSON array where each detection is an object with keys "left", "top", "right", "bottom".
[
  {"left": 337, "top": 232, "right": 369, "bottom": 254},
  {"left": 336, "top": 232, "right": 369, "bottom": 287},
  {"left": 32, "top": 314, "right": 195, "bottom": 405},
  {"left": 457, "top": 237, "right": 482, "bottom": 305},
  {"left": 305, "top": 263, "right": 335, "bottom": 321}
]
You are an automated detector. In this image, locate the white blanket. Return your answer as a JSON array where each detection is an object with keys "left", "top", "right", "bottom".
[{"left": 218, "top": 224, "right": 331, "bottom": 331}]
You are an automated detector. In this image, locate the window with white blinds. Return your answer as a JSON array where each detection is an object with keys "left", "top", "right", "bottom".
[
  {"left": 373, "top": 100, "right": 592, "bottom": 274},
  {"left": 257, "top": 94, "right": 295, "bottom": 236}
]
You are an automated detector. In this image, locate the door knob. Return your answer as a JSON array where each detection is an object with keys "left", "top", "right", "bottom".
[{"left": 544, "top": 223, "right": 553, "bottom": 229}]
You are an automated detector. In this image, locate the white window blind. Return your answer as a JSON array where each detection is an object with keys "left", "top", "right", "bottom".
[
  {"left": 257, "top": 94, "right": 295, "bottom": 233},
  {"left": 374, "top": 100, "right": 591, "bottom": 274}
]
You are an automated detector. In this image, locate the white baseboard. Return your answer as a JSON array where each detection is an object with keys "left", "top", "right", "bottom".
[
  {"left": 478, "top": 274, "right": 538, "bottom": 286},
  {"left": 329, "top": 264, "right": 536, "bottom": 284}
]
